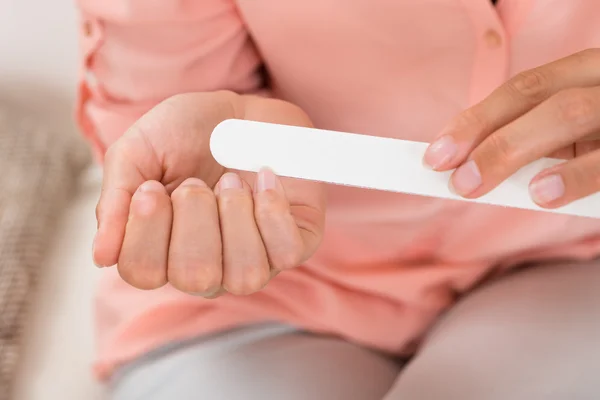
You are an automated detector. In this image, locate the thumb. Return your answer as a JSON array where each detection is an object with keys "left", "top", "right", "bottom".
[{"left": 93, "top": 134, "right": 162, "bottom": 267}]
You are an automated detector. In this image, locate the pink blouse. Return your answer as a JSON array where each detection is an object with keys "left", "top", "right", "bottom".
[{"left": 75, "top": 0, "right": 600, "bottom": 380}]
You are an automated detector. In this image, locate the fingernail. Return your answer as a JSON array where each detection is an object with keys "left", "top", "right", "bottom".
[
  {"left": 92, "top": 233, "right": 107, "bottom": 268},
  {"left": 451, "top": 160, "right": 482, "bottom": 195},
  {"left": 256, "top": 168, "right": 277, "bottom": 192},
  {"left": 132, "top": 188, "right": 158, "bottom": 216},
  {"left": 181, "top": 178, "right": 208, "bottom": 188},
  {"left": 529, "top": 174, "right": 565, "bottom": 205},
  {"left": 139, "top": 180, "right": 165, "bottom": 192},
  {"left": 92, "top": 234, "right": 101, "bottom": 268},
  {"left": 219, "top": 173, "right": 243, "bottom": 190},
  {"left": 423, "top": 136, "right": 459, "bottom": 169}
]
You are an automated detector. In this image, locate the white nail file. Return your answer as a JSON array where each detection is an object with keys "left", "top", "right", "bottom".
[{"left": 210, "top": 119, "right": 600, "bottom": 219}]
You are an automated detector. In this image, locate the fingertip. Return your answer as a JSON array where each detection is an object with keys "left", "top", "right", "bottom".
[
  {"left": 223, "top": 266, "right": 270, "bottom": 296},
  {"left": 423, "top": 136, "right": 460, "bottom": 170},
  {"left": 92, "top": 229, "right": 118, "bottom": 268},
  {"left": 215, "top": 172, "right": 245, "bottom": 196},
  {"left": 131, "top": 181, "right": 170, "bottom": 217},
  {"left": 449, "top": 160, "right": 483, "bottom": 197},
  {"left": 529, "top": 173, "right": 566, "bottom": 207},
  {"left": 180, "top": 177, "right": 208, "bottom": 188},
  {"left": 117, "top": 261, "right": 168, "bottom": 290},
  {"left": 255, "top": 167, "right": 283, "bottom": 194},
  {"left": 138, "top": 180, "right": 167, "bottom": 193},
  {"left": 95, "top": 187, "right": 135, "bottom": 267}
]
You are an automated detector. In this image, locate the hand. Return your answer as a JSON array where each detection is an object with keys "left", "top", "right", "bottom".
[
  {"left": 423, "top": 49, "right": 600, "bottom": 209},
  {"left": 92, "top": 91, "right": 326, "bottom": 297}
]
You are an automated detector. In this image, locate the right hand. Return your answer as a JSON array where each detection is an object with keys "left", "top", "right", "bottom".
[{"left": 92, "top": 91, "right": 326, "bottom": 297}]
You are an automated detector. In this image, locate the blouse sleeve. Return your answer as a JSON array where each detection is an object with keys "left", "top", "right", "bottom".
[{"left": 75, "top": 0, "right": 265, "bottom": 162}]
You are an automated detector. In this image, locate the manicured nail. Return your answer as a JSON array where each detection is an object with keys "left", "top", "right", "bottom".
[
  {"left": 529, "top": 174, "right": 565, "bottom": 205},
  {"left": 219, "top": 173, "right": 243, "bottom": 190},
  {"left": 451, "top": 160, "right": 482, "bottom": 195},
  {"left": 139, "top": 180, "right": 165, "bottom": 192},
  {"left": 256, "top": 168, "right": 277, "bottom": 192},
  {"left": 423, "top": 136, "right": 459, "bottom": 169}
]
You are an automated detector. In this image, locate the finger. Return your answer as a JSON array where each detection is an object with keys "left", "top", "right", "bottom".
[
  {"left": 579, "top": 131, "right": 600, "bottom": 141},
  {"left": 424, "top": 49, "right": 600, "bottom": 170},
  {"left": 204, "top": 288, "right": 226, "bottom": 299},
  {"left": 240, "top": 169, "right": 326, "bottom": 260},
  {"left": 168, "top": 178, "right": 222, "bottom": 295},
  {"left": 118, "top": 181, "right": 172, "bottom": 290},
  {"left": 216, "top": 173, "right": 270, "bottom": 295},
  {"left": 449, "top": 86, "right": 600, "bottom": 198},
  {"left": 529, "top": 149, "right": 600, "bottom": 208},
  {"left": 576, "top": 139, "right": 600, "bottom": 156},
  {"left": 549, "top": 145, "right": 575, "bottom": 160},
  {"left": 94, "top": 135, "right": 162, "bottom": 267},
  {"left": 253, "top": 169, "right": 305, "bottom": 272},
  {"left": 204, "top": 275, "right": 273, "bottom": 299},
  {"left": 93, "top": 91, "right": 241, "bottom": 267}
]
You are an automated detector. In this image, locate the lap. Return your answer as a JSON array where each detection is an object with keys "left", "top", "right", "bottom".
[
  {"left": 110, "top": 260, "right": 600, "bottom": 400},
  {"left": 388, "top": 259, "right": 600, "bottom": 399},
  {"left": 109, "top": 323, "right": 401, "bottom": 400}
]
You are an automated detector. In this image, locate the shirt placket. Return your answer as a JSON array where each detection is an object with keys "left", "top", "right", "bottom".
[{"left": 460, "top": 0, "right": 509, "bottom": 105}]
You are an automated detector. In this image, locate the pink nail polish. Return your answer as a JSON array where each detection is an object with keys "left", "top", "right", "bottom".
[
  {"left": 451, "top": 160, "right": 482, "bottom": 195},
  {"left": 529, "top": 174, "right": 565, "bottom": 204},
  {"left": 219, "top": 173, "right": 243, "bottom": 190},
  {"left": 256, "top": 168, "right": 277, "bottom": 192},
  {"left": 424, "top": 136, "right": 459, "bottom": 169}
]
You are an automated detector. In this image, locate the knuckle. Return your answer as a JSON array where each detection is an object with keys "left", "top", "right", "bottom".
[
  {"left": 508, "top": 70, "right": 550, "bottom": 103},
  {"left": 118, "top": 261, "right": 166, "bottom": 290},
  {"left": 484, "top": 133, "right": 518, "bottom": 165},
  {"left": 455, "top": 108, "right": 488, "bottom": 134},
  {"left": 225, "top": 267, "right": 270, "bottom": 296},
  {"left": 168, "top": 262, "right": 222, "bottom": 294},
  {"left": 270, "top": 248, "right": 303, "bottom": 271},
  {"left": 555, "top": 89, "right": 597, "bottom": 127}
]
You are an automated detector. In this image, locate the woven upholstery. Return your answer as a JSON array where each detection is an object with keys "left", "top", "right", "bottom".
[{"left": 0, "top": 104, "right": 89, "bottom": 398}]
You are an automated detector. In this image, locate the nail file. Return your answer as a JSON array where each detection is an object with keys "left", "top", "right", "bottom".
[{"left": 210, "top": 119, "right": 600, "bottom": 219}]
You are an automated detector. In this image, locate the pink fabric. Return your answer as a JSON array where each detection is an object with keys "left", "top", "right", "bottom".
[{"left": 75, "top": 0, "right": 600, "bottom": 381}]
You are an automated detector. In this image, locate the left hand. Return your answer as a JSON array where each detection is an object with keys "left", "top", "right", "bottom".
[{"left": 423, "top": 48, "right": 600, "bottom": 209}]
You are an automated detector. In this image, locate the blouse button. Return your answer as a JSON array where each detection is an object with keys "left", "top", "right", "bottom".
[
  {"left": 83, "top": 20, "right": 93, "bottom": 37},
  {"left": 484, "top": 29, "right": 503, "bottom": 48}
]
